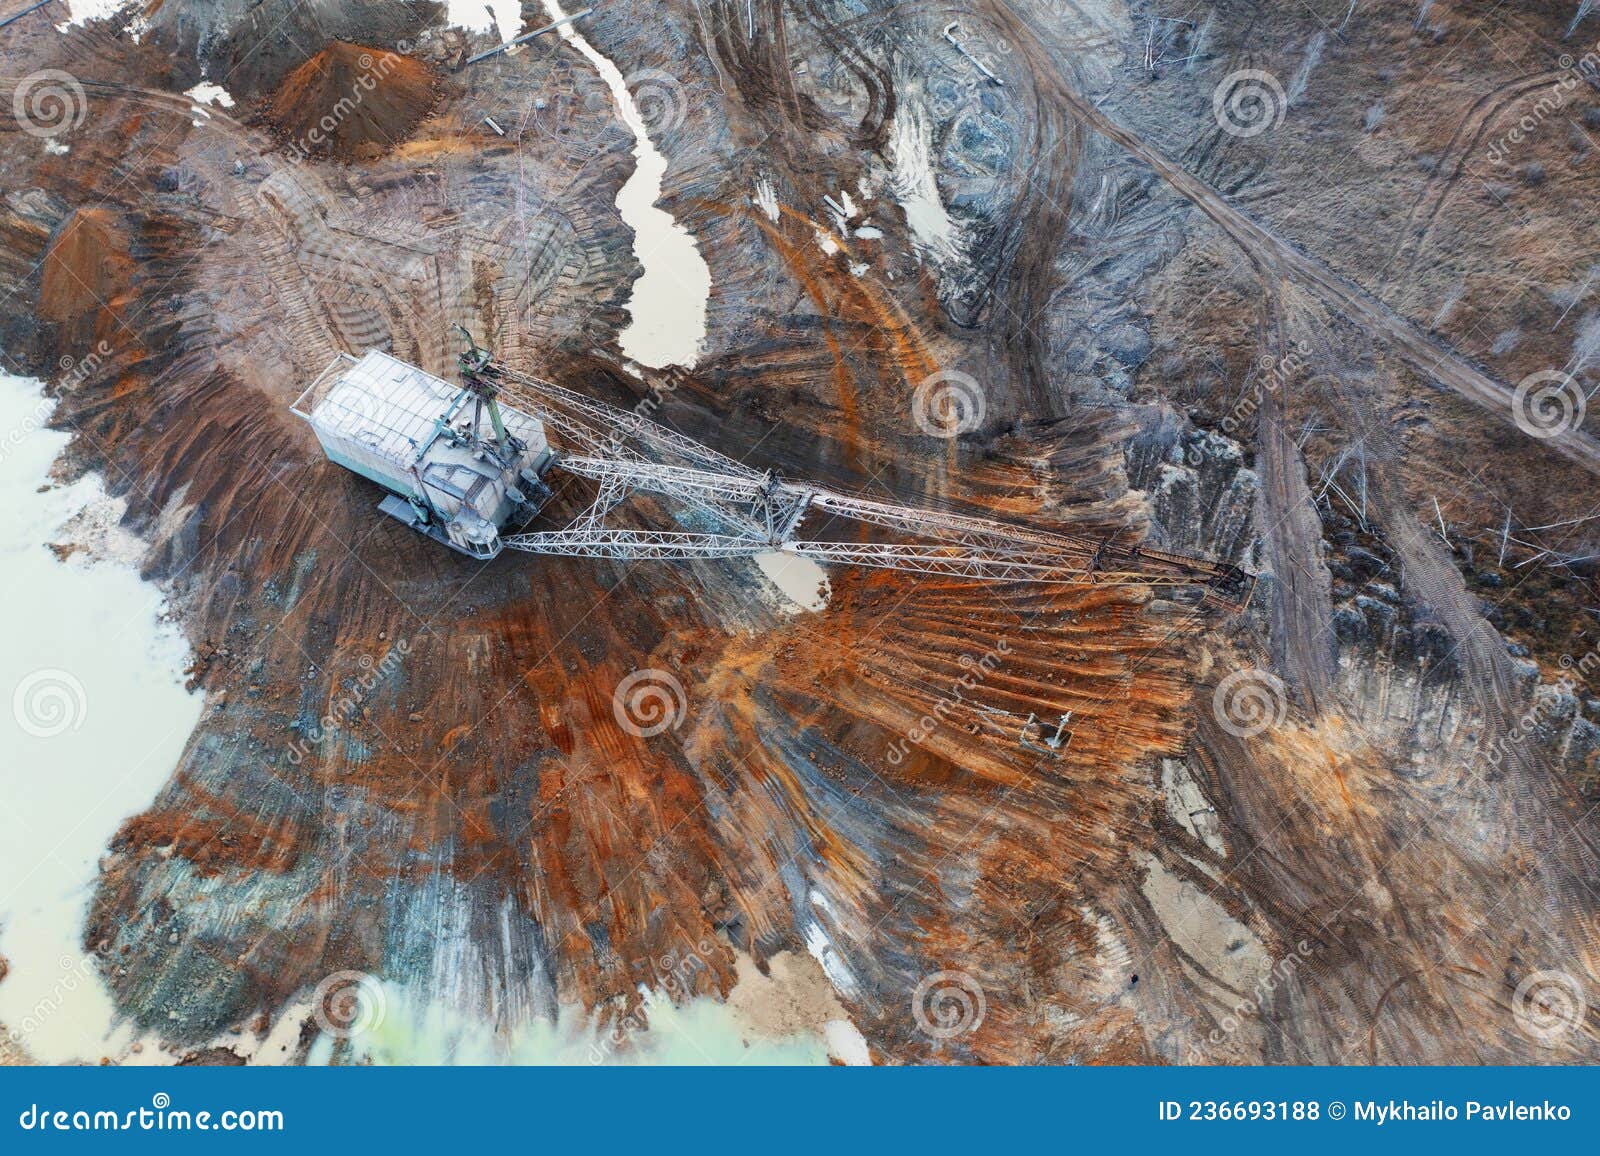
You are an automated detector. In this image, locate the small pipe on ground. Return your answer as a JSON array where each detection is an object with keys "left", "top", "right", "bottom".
[
  {"left": 0, "top": 0, "right": 50, "bottom": 31},
  {"left": 465, "top": 8, "right": 595, "bottom": 65},
  {"left": 942, "top": 22, "right": 1003, "bottom": 86}
]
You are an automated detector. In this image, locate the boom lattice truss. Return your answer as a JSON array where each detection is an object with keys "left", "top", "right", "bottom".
[{"left": 474, "top": 359, "right": 1249, "bottom": 605}]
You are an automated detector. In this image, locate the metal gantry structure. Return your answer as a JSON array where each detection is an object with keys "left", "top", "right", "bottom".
[{"left": 454, "top": 349, "right": 1251, "bottom": 607}]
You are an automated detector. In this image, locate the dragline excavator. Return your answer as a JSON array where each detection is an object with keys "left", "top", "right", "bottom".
[{"left": 291, "top": 332, "right": 1252, "bottom": 609}]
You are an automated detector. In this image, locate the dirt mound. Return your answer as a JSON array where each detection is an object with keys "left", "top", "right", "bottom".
[
  {"left": 266, "top": 42, "right": 438, "bottom": 162},
  {"left": 39, "top": 208, "right": 132, "bottom": 341}
]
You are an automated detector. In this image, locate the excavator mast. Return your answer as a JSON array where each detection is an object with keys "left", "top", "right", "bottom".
[{"left": 464, "top": 353, "right": 1251, "bottom": 608}]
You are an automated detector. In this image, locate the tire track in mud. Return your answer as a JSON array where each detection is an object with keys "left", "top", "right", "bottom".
[
  {"left": 1042, "top": 78, "right": 1600, "bottom": 477},
  {"left": 1193, "top": 316, "right": 1600, "bottom": 1060},
  {"left": 1024, "top": 30, "right": 1600, "bottom": 1050},
  {"left": 975, "top": 0, "right": 1081, "bottom": 415},
  {"left": 1378, "top": 68, "right": 1570, "bottom": 296},
  {"left": 1253, "top": 381, "right": 1337, "bottom": 709},
  {"left": 795, "top": 0, "right": 895, "bottom": 150},
  {"left": 1183, "top": 734, "right": 1371, "bottom": 1061}
]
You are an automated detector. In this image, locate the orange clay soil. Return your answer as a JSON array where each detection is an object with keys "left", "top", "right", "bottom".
[{"left": 266, "top": 42, "right": 439, "bottom": 162}]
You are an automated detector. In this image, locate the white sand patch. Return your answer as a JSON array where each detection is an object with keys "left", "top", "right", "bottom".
[
  {"left": 290, "top": 949, "right": 845, "bottom": 1064},
  {"left": 55, "top": 0, "right": 131, "bottom": 31},
  {"left": 753, "top": 176, "right": 779, "bottom": 222},
  {"left": 1161, "top": 757, "right": 1226, "bottom": 856},
  {"left": 802, "top": 921, "right": 859, "bottom": 997},
  {"left": 825, "top": 1018, "right": 871, "bottom": 1065},
  {"left": 1138, "top": 852, "right": 1270, "bottom": 993},
  {"left": 444, "top": 0, "right": 523, "bottom": 40},
  {"left": 184, "top": 82, "right": 234, "bottom": 108},
  {"left": 889, "top": 105, "right": 961, "bottom": 264}
]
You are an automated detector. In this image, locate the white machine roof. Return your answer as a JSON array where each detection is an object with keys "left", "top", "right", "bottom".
[{"left": 306, "top": 351, "right": 460, "bottom": 464}]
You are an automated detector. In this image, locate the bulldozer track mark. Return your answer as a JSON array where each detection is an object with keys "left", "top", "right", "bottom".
[
  {"left": 1051, "top": 83, "right": 1600, "bottom": 477},
  {"left": 1380, "top": 69, "right": 1571, "bottom": 294}
]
